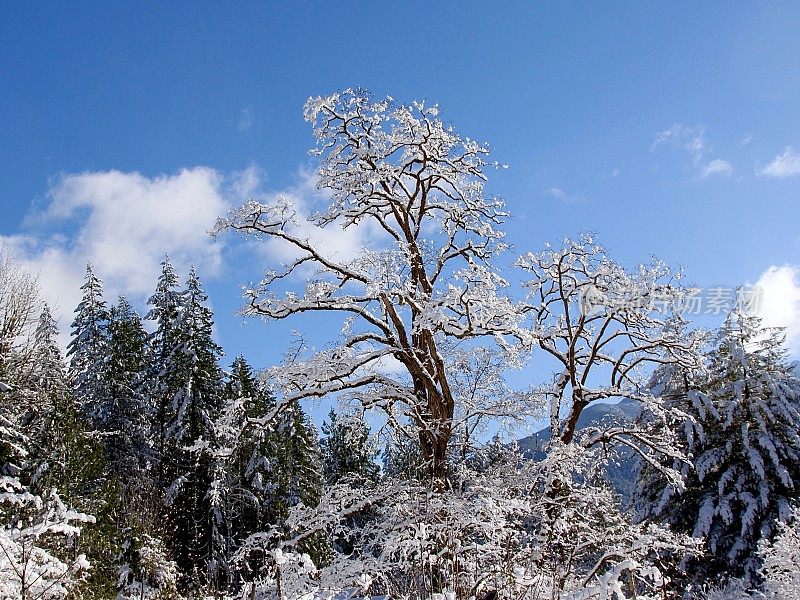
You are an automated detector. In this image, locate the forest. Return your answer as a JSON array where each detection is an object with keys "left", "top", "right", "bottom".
[{"left": 1, "top": 90, "right": 799, "bottom": 600}]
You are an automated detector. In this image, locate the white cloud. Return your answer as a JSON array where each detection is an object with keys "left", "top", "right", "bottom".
[
  {"left": 701, "top": 159, "right": 733, "bottom": 178},
  {"left": 544, "top": 187, "right": 583, "bottom": 203},
  {"left": 651, "top": 124, "right": 708, "bottom": 162},
  {"left": 2, "top": 167, "right": 254, "bottom": 340},
  {"left": 760, "top": 147, "right": 800, "bottom": 178},
  {"left": 755, "top": 265, "right": 800, "bottom": 356}
]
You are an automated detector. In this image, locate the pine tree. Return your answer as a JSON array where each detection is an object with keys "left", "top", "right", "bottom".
[
  {"left": 636, "top": 310, "right": 800, "bottom": 582},
  {"left": 320, "top": 408, "right": 378, "bottom": 485},
  {"left": 106, "top": 295, "right": 149, "bottom": 474},
  {"left": 67, "top": 264, "right": 110, "bottom": 430},
  {"left": 160, "top": 266, "right": 224, "bottom": 588},
  {"left": 146, "top": 255, "right": 183, "bottom": 465}
]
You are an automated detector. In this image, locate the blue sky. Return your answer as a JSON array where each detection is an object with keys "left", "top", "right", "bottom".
[{"left": 3, "top": 2, "right": 800, "bottom": 393}]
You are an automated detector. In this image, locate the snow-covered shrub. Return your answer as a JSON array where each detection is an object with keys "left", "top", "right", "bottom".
[
  {"left": 0, "top": 476, "right": 93, "bottom": 599},
  {"left": 117, "top": 534, "right": 181, "bottom": 599},
  {"left": 232, "top": 441, "right": 695, "bottom": 600},
  {"left": 756, "top": 505, "right": 800, "bottom": 599}
]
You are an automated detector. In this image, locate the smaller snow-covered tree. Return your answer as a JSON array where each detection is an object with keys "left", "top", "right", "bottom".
[
  {"left": 755, "top": 504, "right": 800, "bottom": 599},
  {"left": 0, "top": 476, "right": 94, "bottom": 600},
  {"left": 320, "top": 408, "right": 378, "bottom": 485},
  {"left": 116, "top": 534, "right": 180, "bottom": 600}
]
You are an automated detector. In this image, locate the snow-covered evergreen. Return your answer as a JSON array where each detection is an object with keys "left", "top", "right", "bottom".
[
  {"left": 160, "top": 267, "right": 224, "bottom": 588},
  {"left": 104, "top": 296, "right": 150, "bottom": 473},
  {"left": 67, "top": 264, "right": 111, "bottom": 428},
  {"left": 636, "top": 310, "right": 800, "bottom": 584},
  {"left": 320, "top": 409, "right": 379, "bottom": 485}
]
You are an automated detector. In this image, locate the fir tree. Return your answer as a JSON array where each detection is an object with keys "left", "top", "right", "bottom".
[
  {"left": 67, "top": 264, "right": 110, "bottom": 429},
  {"left": 160, "top": 266, "right": 224, "bottom": 588},
  {"left": 320, "top": 408, "right": 378, "bottom": 485},
  {"left": 28, "top": 304, "right": 121, "bottom": 598},
  {"left": 145, "top": 255, "right": 183, "bottom": 463},
  {"left": 106, "top": 295, "right": 149, "bottom": 474},
  {"left": 209, "top": 355, "right": 277, "bottom": 590},
  {"left": 636, "top": 311, "right": 800, "bottom": 582}
]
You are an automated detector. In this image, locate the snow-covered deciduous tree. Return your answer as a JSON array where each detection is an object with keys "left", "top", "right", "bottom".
[
  {"left": 214, "top": 89, "right": 530, "bottom": 489},
  {"left": 516, "top": 235, "right": 703, "bottom": 467},
  {"left": 0, "top": 247, "right": 40, "bottom": 390},
  {"left": 756, "top": 504, "right": 800, "bottom": 599},
  {"left": 240, "top": 441, "right": 695, "bottom": 600}
]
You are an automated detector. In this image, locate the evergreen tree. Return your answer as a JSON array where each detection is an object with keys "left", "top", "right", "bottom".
[
  {"left": 209, "top": 355, "right": 277, "bottom": 590},
  {"left": 27, "top": 304, "right": 121, "bottom": 598},
  {"left": 160, "top": 266, "right": 224, "bottom": 588},
  {"left": 67, "top": 264, "right": 110, "bottom": 429},
  {"left": 320, "top": 408, "right": 378, "bottom": 485},
  {"left": 382, "top": 429, "right": 428, "bottom": 482},
  {"left": 271, "top": 403, "right": 330, "bottom": 566},
  {"left": 145, "top": 255, "right": 183, "bottom": 463},
  {"left": 106, "top": 295, "right": 149, "bottom": 474},
  {"left": 635, "top": 311, "right": 800, "bottom": 582}
]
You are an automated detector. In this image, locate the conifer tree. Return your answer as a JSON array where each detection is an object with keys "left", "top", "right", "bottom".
[
  {"left": 271, "top": 403, "right": 330, "bottom": 566},
  {"left": 210, "top": 355, "right": 277, "bottom": 590},
  {"left": 106, "top": 295, "right": 149, "bottom": 474},
  {"left": 28, "top": 303, "right": 120, "bottom": 598},
  {"left": 320, "top": 408, "right": 378, "bottom": 485},
  {"left": 160, "top": 266, "right": 224, "bottom": 588},
  {"left": 67, "top": 264, "right": 110, "bottom": 429},
  {"left": 146, "top": 255, "right": 183, "bottom": 464},
  {"left": 635, "top": 311, "right": 800, "bottom": 582}
]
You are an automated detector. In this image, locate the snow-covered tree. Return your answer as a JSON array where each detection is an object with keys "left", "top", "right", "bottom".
[
  {"left": 756, "top": 504, "right": 800, "bottom": 599},
  {"left": 320, "top": 408, "right": 378, "bottom": 485},
  {"left": 208, "top": 356, "right": 277, "bottom": 590},
  {"left": 0, "top": 476, "right": 94, "bottom": 599},
  {"left": 116, "top": 534, "right": 180, "bottom": 600},
  {"left": 247, "top": 442, "right": 695, "bottom": 600},
  {"left": 145, "top": 255, "right": 183, "bottom": 463},
  {"left": 516, "top": 235, "right": 703, "bottom": 453},
  {"left": 160, "top": 267, "right": 223, "bottom": 588},
  {"left": 0, "top": 246, "right": 40, "bottom": 390},
  {"left": 636, "top": 311, "right": 800, "bottom": 583},
  {"left": 105, "top": 295, "right": 149, "bottom": 474},
  {"left": 25, "top": 309, "right": 121, "bottom": 598},
  {"left": 67, "top": 264, "right": 110, "bottom": 431},
  {"left": 214, "top": 89, "right": 530, "bottom": 490}
]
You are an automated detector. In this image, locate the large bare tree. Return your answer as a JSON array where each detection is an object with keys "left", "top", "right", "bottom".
[{"left": 215, "top": 90, "right": 528, "bottom": 489}]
